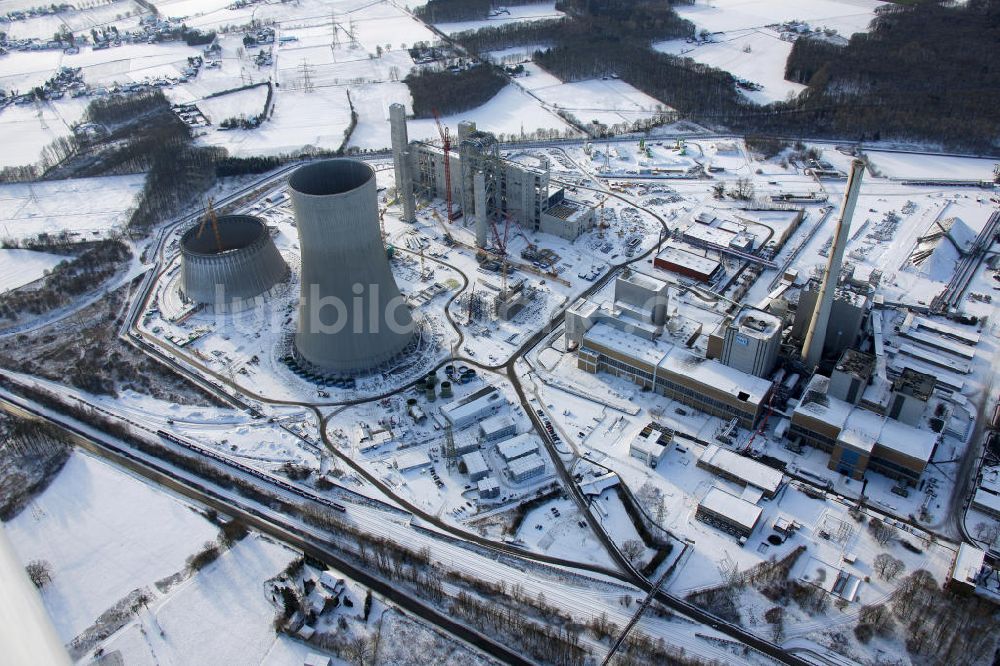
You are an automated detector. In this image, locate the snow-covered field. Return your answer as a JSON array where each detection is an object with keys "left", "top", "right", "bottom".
[
  {"left": 655, "top": 29, "right": 806, "bottom": 104},
  {"left": 864, "top": 151, "right": 999, "bottom": 181},
  {"left": 102, "top": 535, "right": 300, "bottom": 664},
  {"left": 0, "top": 98, "right": 90, "bottom": 169},
  {"left": 434, "top": 2, "right": 564, "bottom": 35},
  {"left": 0, "top": 175, "right": 145, "bottom": 242},
  {"left": 0, "top": 248, "right": 65, "bottom": 292},
  {"left": 517, "top": 63, "right": 668, "bottom": 127},
  {"left": 656, "top": 0, "right": 886, "bottom": 106},
  {"left": 5, "top": 451, "right": 220, "bottom": 641},
  {"left": 675, "top": 0, "right": 885, "bottom": 36}
]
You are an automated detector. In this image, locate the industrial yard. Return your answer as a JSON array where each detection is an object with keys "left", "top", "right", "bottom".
[{"left": 1, "top": 1, "right": 1000, "bottom": 665}]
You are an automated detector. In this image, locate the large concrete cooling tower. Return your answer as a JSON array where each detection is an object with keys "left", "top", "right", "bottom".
[
  {"left": 289, "top": 159, "right": 415, "bottom": 375},
  {"left": 180, "top": 214, "right": 287, "bottom": 309}
]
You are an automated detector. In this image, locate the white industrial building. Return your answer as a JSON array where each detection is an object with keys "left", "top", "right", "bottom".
[
  {"left": 462, "top": 451, "right": 490, "bottom": 481},
  {"left": 697, "top": 445, "right": 783, "bottom": 498},
  {"left": 628, "top": 424, "right": 673, "bottom": 468},
  {"left": 477, "top": 476, "right": 500, "bottom": 499},
  {"left": 696, "top": 486, "right": 762, "bottom": 538},
  {"left": 507, "top": 453, "right": 546, "bottom": 482},
  {"left": 395, "top": 449, "right": 432, "bottom": 473},
  {"left": 441, "top": 386, "right": 504, "bottom": 429},
  {"left": 479, "top": 413, "right": 517, "bottom": 442},
  {"left": 497, "top": 433, "right": 540, "bottom": 462}
]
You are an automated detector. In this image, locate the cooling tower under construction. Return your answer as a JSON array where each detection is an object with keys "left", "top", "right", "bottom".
[
  {"left": 179, "top": 214, "right": 287, "bottom": 309},
  {"left": 289, "top": 159, "right": 416, "bottom": 375}
]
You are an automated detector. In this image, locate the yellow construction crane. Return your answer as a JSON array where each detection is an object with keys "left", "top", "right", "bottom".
[{"left": 196, "top": 198, "right": 225, "bottom": 253}]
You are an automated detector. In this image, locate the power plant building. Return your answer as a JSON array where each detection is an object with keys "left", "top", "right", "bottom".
[
  {"left": 789, "top": 374, "right": 938, "bottom": 484},
  {"left": 288, "top": 159, "right": 417, "bottom": 375},
  {"left": 179, "top": 214, "right": 287, "bottom": 309},
  {"left": 389, "top": 108, "right": 594, "bottom": 241},
  {"left": 792, "top": 278, "right": 868, "bottom": 359},
  {"left": 577, "top": 322, "right": 772, "bottom": 429},
  {"left": 708, "top": 307, "right": 782, "bottom": 378}
]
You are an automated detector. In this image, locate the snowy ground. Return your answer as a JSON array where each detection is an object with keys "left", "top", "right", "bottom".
[
  {"left": 4, "top": 451, "right": 220, "bottom": 641},
  {"left": 0, "top": 174, "right": 145, "bottom": 242},
  {"left": 654, "top": 30, "right": 806, "bottom": 105},
  {"left": 433, "top": 2, "right": 564, "bottom": 35},
  {"left": 516, "top": 63, "right": 669, "bottom": 128},
  {"left": 101, "top": 534, "right": 301, "bottom": 665},
  {"left": 0, "top": 248, "right": 65, "bottom": 292},
  {"left": 654, "top": 0, "right": 886, "bottom": 106}
]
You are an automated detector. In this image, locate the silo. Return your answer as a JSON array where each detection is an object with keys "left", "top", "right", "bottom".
[
  {"left": 289, "top": 159, "right": 416, "bottom": 375},
  {"left": 180, "top": 214, "right": 287, "bottom": 309}
]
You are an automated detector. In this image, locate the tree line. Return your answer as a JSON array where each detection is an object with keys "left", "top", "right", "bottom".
[
  {"left": 404, "top": 63, "right": 507, "bottom": 117},
  {"left": 450, "top": 0, "right": 1000, "bottom": 149},
  {"left": 414, "top": 0, "right": 546, "bottom": 23}
]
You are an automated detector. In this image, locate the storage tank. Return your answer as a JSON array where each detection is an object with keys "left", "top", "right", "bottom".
[
  {"left": 179, "top": 214, "right": 287, "bottom": 309},
  {"left": 289, "top": 159, "right": 416, "bottom": 374}
]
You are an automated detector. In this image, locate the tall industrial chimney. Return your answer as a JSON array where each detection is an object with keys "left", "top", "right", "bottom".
[
  {"left": 289, "top": 159, "right": 416, "bottom": 375},
  {"left": 802, "top": 159, "right": 866, "bottom": 369},
  {"left": 389, "top": 103, "right": 416, "bottom": 223}
]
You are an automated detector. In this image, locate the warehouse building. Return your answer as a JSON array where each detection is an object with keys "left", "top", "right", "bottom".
[
  {"left": 479, "top": 413, "right": 517, "bottom": 442},
  {"left": 697, "top": 445, "right": 783, "bottom": 498},
  {"left": 653, "top": 242, "right": 723, "bottom": 283},
  {"left": 462, "top": 451, "right": 490, "bottom": 481},
  {"left": 477, "top": 476, "right": 500, "bottom": 500},
  {"left": 441, "top": 386, "right": 504, "bottom": 429},
  {"left": 696, "top": 487, "right": 762, "bottom": 539},
  {"left": 497, "top": 433, "right": 539, "bottom": 462},
  {"left": 507, "top": 453, "right": 546, "bottom": 482}
]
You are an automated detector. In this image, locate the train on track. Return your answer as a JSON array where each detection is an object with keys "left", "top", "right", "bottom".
[{"left": 156, "top": 429, "right": 347, "bottom": 513}]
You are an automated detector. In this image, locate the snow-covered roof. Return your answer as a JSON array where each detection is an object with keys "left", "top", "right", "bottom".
[
  {"left": 497, "top": 433, "right": 539, "bottom": 461},
  {"left": 655, "top": 242, "right": 721, "bottom": 276},
  {"left": 479, "top": 413, "right": 516, "bottom": 437},
  {"left": 980, "top": 467, "right": 1000, "bottom": 495},
  {"left": 838, "top": 409, "right": 882, "bottom": 453},
  {"left": 441, "top": 386, "right": 503, "bottom": 424},
  {"left": 508, "top": 453, "right": 545, "bottom": 476},
  {"left": 699, "top": 486, "right": 762, "bottom": 530},
  {"left": 579, "top": 471, "right": 620, "bottom": 496},
  {"left": 395, "top": 449, "right": 431, "bottom": 472},
  {"left": 971, "top": 488, "right": 1000, "bottom": 516},
  {"left": 793, "top": 374, "right": 853, "bottom": 430},
  {"left": 684, "top": 223, "right": 737, "bottom": 246},
  {"left": 660, "top": 348, "right": 772, "bottom": 406},
  {"left": 699, "top": 445, "right": 783, "bottom": 495},
  {"left": 477, "top": 476, "right": 499, "bottom": 492},
  {"left": 582, "top": 322, "right": 671, "bottom": 367},
  {"left": 876, "top": 417, "right": 937, "bottom": 462},
  {"left": 462, "top": 451, "right": 489, "bottom": 477},
  {"left": 951, "top": 543, "right": 985, "bottom": 586}
]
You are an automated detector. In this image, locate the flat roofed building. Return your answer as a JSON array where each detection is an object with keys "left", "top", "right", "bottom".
[
  {"left": 479, "top": 413, "right": 517, "bottom": 442},
  {"left": 889, "top": 367, "right": 936, "bottom": 426},
  {"left": 696, "top": 487, "right": 762, "bottom": 538},
  {"left": 629, "top": 424, "right": 673, "bottom": 468},
  {"left": 497, "top": 433, "right": 539, "bottom": 462},
  {"left": 578, "top": 323, "right": 771, "bottom": 429},
  {"left": 697, "top": 445, "right": 783, "bottom": 498},
  {"left": 971, "top": 487, "right": 1000, "bottom": 519},
  {"left": 441, "top": 386, "right": 504, "bottom": 429},
  {"left": 477, "top": 476, "right": 500, "bottom": 499},
  {"left": 947, "top": 543, "right": 986, "bottom": 595},
  {"left": 653, "top": 242, "right": 722, "bottom": 282},
  {"left": 508, "top": 453, "right": 546, "bottom": 482},
  {"left": 395, "top": 449, "right": 432, "bottom": 473},
  {"left": 462, "top": 451, "right": 490, "bottom": 481}
]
